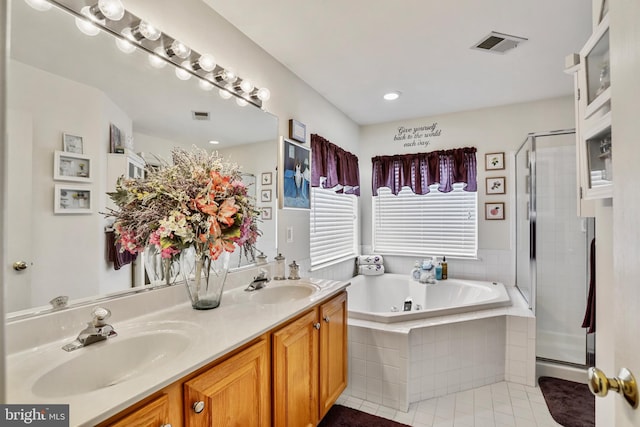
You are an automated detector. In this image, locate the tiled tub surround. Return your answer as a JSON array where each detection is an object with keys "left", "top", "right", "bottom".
[
  {"left": 5, "top": 265, "right": 349, "bottom": 426},
  {"left": 343, "top": 286, "right": 535, "bottom": 412}
]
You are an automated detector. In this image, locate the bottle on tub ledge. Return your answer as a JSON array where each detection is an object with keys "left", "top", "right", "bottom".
[
  {"left": 411, "top": 261, "right": 422, "bottom": 281},
  {"left": 441, "top": 256, "right": 448, "bottom": 280},
  {"left": 435, "top": 258, "right": 443, "bottom": 280}
]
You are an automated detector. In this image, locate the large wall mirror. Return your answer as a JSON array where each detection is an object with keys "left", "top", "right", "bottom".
[{"left": 5, "top": 0, "right": 278, "bottom": 317}]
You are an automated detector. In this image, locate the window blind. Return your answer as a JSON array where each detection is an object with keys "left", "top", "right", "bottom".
[
  {"left": 310, "top": 188, "right": 358, "bottom": 267},
  {"left": 373, "top": 183, "right": 477, "bottom": 258}
]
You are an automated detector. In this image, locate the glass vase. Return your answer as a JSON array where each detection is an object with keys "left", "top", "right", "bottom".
[
  {"left": 180, "top": 246, "right": 231, "bottom": 310},
  {"left": 143, "top": 245, "right": 180, "bottom": 286}
]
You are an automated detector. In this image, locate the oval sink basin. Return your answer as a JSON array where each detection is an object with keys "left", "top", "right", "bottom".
[
  {"left": 228, "top": 282, "right": 319, "bottom": 305},
  {"left": 32, "top": 330, "right": 190, "bottom": 398}
]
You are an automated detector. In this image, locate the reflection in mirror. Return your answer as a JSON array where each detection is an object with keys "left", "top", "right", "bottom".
[{"left": 6, "top": 0, "right": 278, "bottom": 317}]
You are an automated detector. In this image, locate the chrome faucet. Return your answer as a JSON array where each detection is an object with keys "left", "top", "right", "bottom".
[
  {"left": 62, "top": 307, "right": 117, "bottom": 352},
  {"left": 245, "top": 269, "right": 271, "bottom": 291}
]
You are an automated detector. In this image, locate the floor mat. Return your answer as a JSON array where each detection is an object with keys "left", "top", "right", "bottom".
[
  {"left": 318, "top": 405, "right": 410, "bottom": 427},
  {"left": 538, "top": 376, "right": 595, "bottom": 427}
]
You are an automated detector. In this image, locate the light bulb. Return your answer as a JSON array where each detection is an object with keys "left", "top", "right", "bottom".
[
  {"left": 236, "top": 97, "right": 248, "bottom": 107},
  {"left": 199, "top": 74, "right": 214, "bottom": 91},
  {"left": 135, "top": 20, "right": 161, "bottom": 41},
  {"left": 256, "top": 88, "right": 271, "bottom": 101},
  {"left": 167, "top": 40, "right": 191, "bottom": 59},
  {"left": 75, "top": 7, "right": 101, "bottom": 36},
  {"left": 194, "top": 54, "right": 216, "bottom": 72},
  {"left": 239, "top": 80, "right": 254, "bottom": 94},
  {"left": 148, "top": 47, "right": 168, "bottom": 69},
  {"left": 222, "top": 69, "right": 237, "bottom": 83},
  {"left": 91, "top": 0, "right": 125, "bottom": 21},
  {"left": 383, "top": 91, "right": 401, "bottom": 101},
  {"left": 25, "top": 0, "right": 52, "bottom": 11},
  {"left": 175, "top": 61, "right": 192, "bottom": 81},
  {"left": 115, "top": 28, "right": 136, "bottom": 53},
  {"left": 219, "top": 86, "right": 233, "bottom": 100}
]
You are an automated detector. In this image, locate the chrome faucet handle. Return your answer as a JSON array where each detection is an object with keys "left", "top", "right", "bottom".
[{"left": 91, "top": 307, "right": 111, "bottom": 326}]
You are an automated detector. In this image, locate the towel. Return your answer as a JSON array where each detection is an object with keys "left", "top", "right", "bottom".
[
  {"left": 106, "top": 230, "right": 137, "bottom": 270},
  {"left": 357, "top": 255, "right": 384, "bottom": 265},
  {"left": 358, "top": 264, "right": 385, "bottom": 276}
]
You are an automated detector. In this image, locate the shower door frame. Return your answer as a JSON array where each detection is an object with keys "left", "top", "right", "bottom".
[
  {"left": 516, "top": 128, "right": 576, "bottom": 312},
  {"left": 516, "top": 128, "right": 595, "bottom": 368}
]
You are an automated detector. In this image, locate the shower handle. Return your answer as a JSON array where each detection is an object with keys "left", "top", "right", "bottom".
[{"left": 588, "top": 367, "right": 638, "bottom": 409}]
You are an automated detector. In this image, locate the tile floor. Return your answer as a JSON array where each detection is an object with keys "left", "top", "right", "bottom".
[{"left": 336, "top": 381, "right": 561, "bottom": 427}]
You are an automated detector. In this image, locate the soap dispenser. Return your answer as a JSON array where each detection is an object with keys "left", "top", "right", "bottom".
[
  {"left": 288, "top": 261, "right": 300, "bottom": 280},
  {"left": 273, "top": 254, "right": 286, "bottom": 280},
  {"left": 441, "top": 256, "right": 448, "bottom": 280}
]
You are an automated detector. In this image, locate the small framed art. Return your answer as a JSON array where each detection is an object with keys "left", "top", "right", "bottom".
[
  {"left": 54, "top": 184, "right": 92, "bottom": 214},
  {"left": 261, "top": 207, "right": 272, "bottom": 220},
  {"left": 62, "top": 133, "right": 84, "bottom": 154},
  {"left": 54, "top": 151, "right": 92, "bottom": 183},
  {"left": 261, "top": 172, "right": 273, "bottom": 186},
  {"left": 485, "top": 202, "right": 505, "bottom": 220},
  {"left": 485, "top": 152, "right": 505, "bottom": 170},
  {"left": 261, "top": 189, "right": 272, "bottom": 203},
  {"left": 288, "top": 119, "right": 306, "bottom": 143},
  {"left": 485, "top": 177, "right": 506, "bottom": 195}
]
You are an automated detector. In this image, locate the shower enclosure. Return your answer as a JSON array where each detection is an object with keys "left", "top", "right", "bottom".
[{"left": 515, "top": 130, "right": 595, "bottom": 369}]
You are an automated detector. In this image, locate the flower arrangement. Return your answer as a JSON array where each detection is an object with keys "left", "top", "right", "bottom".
[{"left": 106, "top": 147, "right": 260, "bottom": 262}]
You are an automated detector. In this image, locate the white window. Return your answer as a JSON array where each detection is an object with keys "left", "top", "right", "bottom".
[
  {"left": 310, "top": 187, "right": 358, "bottom": 268},
  {"left": 373, "top": 183, "right": 477, "bottom": 258}
]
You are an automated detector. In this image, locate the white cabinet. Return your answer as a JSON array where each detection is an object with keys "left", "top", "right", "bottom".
[
  {"left": 574, "top": 14, "right": 612, "bottom": 200},
  {"left": 106, "top": 152, "right": 145, "bottom": 193}
]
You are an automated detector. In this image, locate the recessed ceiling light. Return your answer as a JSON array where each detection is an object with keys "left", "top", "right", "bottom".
[
  {"left": 383, "top": 91, "right": 401, "bottom": 101},
  {"left": 209, "top": 140, "right": 220, "bottom": 145}
]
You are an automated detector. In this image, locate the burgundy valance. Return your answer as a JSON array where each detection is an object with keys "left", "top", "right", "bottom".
[
  {"left": 371, "top": 147, "right": 477, "bottom": 196},
  {"left": 311, "top": 134, "right": 360, "bottom": 196}
]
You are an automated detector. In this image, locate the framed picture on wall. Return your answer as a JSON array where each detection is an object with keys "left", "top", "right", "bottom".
[
  {"left": 54, "top": 151, "right": 92, "bottom": 183},
  {"left": 485, "top": 152, "right": 505, "bottom": 170},
  {"left": 288, "top": 119, "right": 306, "bottom": 143},
  {"left": 261, "top": 172, "right": 272, "bottom": 186},
  {"left": 278, "top": 137, "right": 311, "bottom": 210},
  {"left": 261, "top": 189, "right": 272, "bottom": 203},
  {"left": 62, "top": 133, "right": 84, "bottom": 154},
  {"left": 54, "top": 184, "right": 92, "bottom": 214},
  {"left": 485, "top": 202, "right": 505, "bottom": 220},
  {"left": 261, "top": 207, "right": 272, "bottom": 220},
  {"left": 485, "top": 177, "right": 506, "bottom": 195}
]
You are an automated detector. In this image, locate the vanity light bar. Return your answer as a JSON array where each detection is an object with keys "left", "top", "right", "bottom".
[{"left": 33, "top": 0, "right": 270, "bottom": 109}]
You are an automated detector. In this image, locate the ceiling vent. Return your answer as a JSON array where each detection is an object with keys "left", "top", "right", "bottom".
[
  {"left": 192, "top": 111, "right": 211, "bottom": 121},
  {"left": 472, "top": 31, "right": 528, "bottom": 54}
]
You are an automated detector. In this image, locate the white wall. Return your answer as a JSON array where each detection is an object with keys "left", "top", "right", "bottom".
[
  {"left": 359, "top": 96, "right": 575, "bottom": 285},
  {"left": 7, "top": 61, "right": 133, "bottom": 309}
]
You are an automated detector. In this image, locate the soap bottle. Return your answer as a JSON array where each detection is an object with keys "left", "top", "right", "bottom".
[
  {"left": 411, "top": 261, "right": 421, "bottom": 281},
  {"left": 441, "top": 256, "right": 448, "bottom": 280},
  {"left": 435, "top": 258, "right": 443, "bottom": 280}
]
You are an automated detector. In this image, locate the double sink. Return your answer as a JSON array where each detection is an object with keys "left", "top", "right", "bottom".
[{"left": 13, "top": 280, "right": 321, "bottom": 400}]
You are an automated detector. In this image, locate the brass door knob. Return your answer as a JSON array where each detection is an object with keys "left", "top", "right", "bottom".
[
  {"left": 588, "top": 367, "right": 638, "bottom": 409},
  {"left": 13, "top": 261, "right": 28, "bottom": 271}
]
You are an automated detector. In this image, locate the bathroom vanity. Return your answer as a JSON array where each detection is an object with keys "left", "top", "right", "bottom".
[{"left": 5, "top": 277, "right": 349, "bottom": 426}]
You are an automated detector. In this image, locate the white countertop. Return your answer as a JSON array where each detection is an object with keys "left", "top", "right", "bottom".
[{"left": 5, "top": 277, "right": 349, "bottom": 426}]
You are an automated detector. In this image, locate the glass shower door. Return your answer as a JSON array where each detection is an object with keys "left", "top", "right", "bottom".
[{"left": 515, "top": 137, "right": 533, "bottom": 308}]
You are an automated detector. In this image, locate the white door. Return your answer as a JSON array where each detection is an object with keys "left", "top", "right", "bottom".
[
  {"left": 4, "top": 110, "right": 34, "bottom": 312},
  {"left": 605, "top": 1, "right": 640, "bottom": 425}
]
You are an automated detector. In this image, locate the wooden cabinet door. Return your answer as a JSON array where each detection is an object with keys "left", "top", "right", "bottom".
[
  {"left": 184, "top": 338, "right": 270, "bottom": 427},
  {"left": 107, "top": 393, "right": 171, "bottom": 427},
  {"left": 319, "top": 291, "right": 348, "bottom": 419},
  {"left": 272, "top": 309, "right": 319, "bottom": 427}
]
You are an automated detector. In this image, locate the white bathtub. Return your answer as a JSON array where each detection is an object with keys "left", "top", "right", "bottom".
[{"left": 347, "top": 273, "right": 511, "bottom": 323}]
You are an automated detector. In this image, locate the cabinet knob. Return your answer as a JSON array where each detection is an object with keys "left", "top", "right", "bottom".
[
  {"left": 160, "top": 424, "right": 172, "bottom": 427},
  {"left": 323, "top": 315, "right": 330, "bottom": 323},
  {"left": 313, "top": 322, "right": 321, "bottom": 330},
  {"left": 192, "top": 401, "right": 205, "bottom": 414}
]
